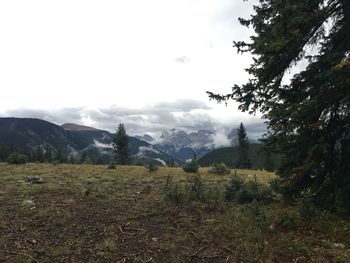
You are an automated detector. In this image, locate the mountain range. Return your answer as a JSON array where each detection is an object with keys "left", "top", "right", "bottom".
[
  {"left": 0, "top": 118, "right": 175, "bottom": 166},
  {"left": 153, "top": 129, "right": 216, "bottom": 162},
  {"left": 0, "top": 117, "right": 261, "bottom": 166}
]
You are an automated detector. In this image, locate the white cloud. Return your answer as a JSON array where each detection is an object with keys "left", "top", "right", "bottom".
[
  {"left": 212, "top": 131, "right": 231, "bottom": 147},
  {"left": 0, "top": 100, "right": 266, "bottom": 139},
  {"left": 0, "top": 0, "right": 263, "bottom": 135}
]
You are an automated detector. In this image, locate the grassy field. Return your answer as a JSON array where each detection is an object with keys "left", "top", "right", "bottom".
[{"left": 0, "top": 164, "right": 349, "bottom": 262}]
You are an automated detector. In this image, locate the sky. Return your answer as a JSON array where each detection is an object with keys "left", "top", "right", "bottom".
[{"left": 0, "top": 0, "right": 264, "bottom": 139}]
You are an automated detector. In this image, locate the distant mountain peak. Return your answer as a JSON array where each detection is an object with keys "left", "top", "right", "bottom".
[
  {"left": 154, "top": 128, "right": 219, "bottom": 162},
  {"left": 135, "top": 134, "right": 154, "bottom": 143},
  {"left": 61, "top": 123, "right": 99, "bottom": 131}
]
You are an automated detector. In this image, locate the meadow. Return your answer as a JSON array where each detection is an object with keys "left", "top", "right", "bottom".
[{"left": 0, "top": 164, "right": 349, "bottom": 262}]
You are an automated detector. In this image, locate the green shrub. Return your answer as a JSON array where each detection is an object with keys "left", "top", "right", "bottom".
[
  {"left": 236, "top": 181, "right": 259, "bottom": 203},
  {"left": 244, "top": 200, "right": 269, "bottom": 234},
  {"left": 329, "top": 251, "right": 349, "bottom": 263},
  {"left": 107, "top": 162, "right": 116, "bottom": 169},
  {"left": 164, "top": 177, "right": 185, "bottom": 204},
  {"left": 164, "top": 174, "right": 222, "bottom": 205},
  {"left": 204, "top": 186, "right": 222, "bottom": 206},
  {"left": 183, "top": 159, "right": 199, "bottom": 173},
  {"left": 6, "top": 152, "right": 27, "bottom": 165},
  {"left": 225, "top": 175, "right": 274, "bottom": 204},
  {"left": 52, "top": 160, "right": 60, "bottom": 166},
  {"left": 147, "top": 163, "right": 159, "bottom": 172},
  {"left": 184, "top": 174, "right": 205, "bottom": 201},
  {"left": 269, "top": 178, "right": 281, "bottom": 192},
  {"left": 296, "top": 191, "right": 317, "bottom": 224},
  {"left": 238, "top": 181, "right": 273, "bottom": 204},
  {"left": 209, "top": 162, "right": 231, "bottom": 175},
  {"left": 142, "top": 184, "right": 152, "bottom": 194},
  {"left": 225, "top": 175, "right": 245, "bottom": 201},
  {"left": 274, "top": 209, "right": 297, "bottom": 229}
]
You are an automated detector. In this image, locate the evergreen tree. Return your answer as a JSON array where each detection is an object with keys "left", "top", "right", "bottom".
[
  {"left": 80, "top": 152, "right": 88, "bottom": 164},
  {"left": 56, "top": 149, "right": 66, "bottom": 163},
  {"left": 166, "top": 158, "right": 176, "bottom": 167},
  {"left": 262, "top": 151, "right": 275, "bottom": 172},
  {"left": 208, "top": 0, "right": 350, "bottom": 210},
  {"left": 44, "top": 145, "right": 53, "bottom": 163},
  {"left": 235, "top": 123, "right": 251, "bottom": 169},
  {"left": 36, "top": 147, "right": 44, "bottom": 163},
  {"left": 0, "top": 144, "right": 15, "bottom": 162},
  {"left": 95, "top": 156, "right": 103, "bottom": 165},
  {"left": 113, "top": 123, "right": 129, "bottom": 165}
]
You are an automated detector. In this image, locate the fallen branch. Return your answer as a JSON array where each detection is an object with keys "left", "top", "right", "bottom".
[
  {"left": 189, "top": 231, "right": 201, "bottom": 240},
  {"left": 188, "top": 246, "right": 209, "bottom": 262},
  {"left": 220, "top": 246, "right": 235, "bottom": 254},
  {"left": 119, "top": 226, "right": 136, "bottom": 236}
]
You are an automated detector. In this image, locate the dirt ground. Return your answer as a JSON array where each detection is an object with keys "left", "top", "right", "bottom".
[{"left": 0, "top": 164, "right": 349, "bottom": 262}]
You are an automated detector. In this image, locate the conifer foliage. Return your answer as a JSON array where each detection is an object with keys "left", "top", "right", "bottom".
[
  {"left": 235, "top": 123, "right": 251, "bottom": 169},
  {"left": 208, "top": 0, "right": 350, "bottom": 211},
  {"left": 113, "top": 123, "right": 130, "bottom": 165}
]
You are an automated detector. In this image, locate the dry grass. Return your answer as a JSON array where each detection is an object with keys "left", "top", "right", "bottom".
[{"left": 0, "top": 163, "right": 349, "bottom": 262}]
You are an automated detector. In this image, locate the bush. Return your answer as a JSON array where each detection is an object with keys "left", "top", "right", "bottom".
[
  {"left": 225, "top": 175, "right": 245, "bottom": 201},
  {"left": 184, "top": 174, "right": 206, "bottom": 201},
  {"left": 269, "top": 178, "right": 281, "bottom": 192},
  {"left": 183, "top": 159, "right": 199, "bottom": 173},
  {"left": 296, "top": 190, "right": 317, "bottom": 224},
  {"left": 225, "top": 175, "right": 274, "bottom": 204},
  {"left": 209, "top": 162, "right": 231, "bottom": 175},
  {"left": 107, "top": 162, "right": 116, "bottom": 169},
  {"left": 240, "top": 181, "right": 273, "bottom": 204},
  {"left": 236, "top": 181, "right": 259, "bottom": 203},
  {"left": 204, "top": 186, "right": 221, "bottom": 207},
  {"left": 142, "top": 184, "right": 152, "bottom": 194},
  {"left": 164, "top": 176, "right": 185, "bottom": 204},
  {"left": 273, "top": 209, "right": 297, "bottom": 230},
  {"left": 7, "top": 152, "right": 27, "bottom": 164},
  {"left": 147, "top": 163, "right": 159, "bottom": 172},
  {"left": 244, "top": 200, "right": 269, "bottom": 234},
  {"left": 164, "top": 174, "right": 222, "bottom": 204},
  {"left": 51, "top": 160, "right": 60, "bottom": 166}
]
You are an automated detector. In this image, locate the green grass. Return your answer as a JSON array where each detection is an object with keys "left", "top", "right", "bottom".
[{"left": 0, "top": 163, "right": 349, "bottom": 262}]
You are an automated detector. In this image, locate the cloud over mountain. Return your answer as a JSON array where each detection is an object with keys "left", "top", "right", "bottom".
[{"left": 1, "top": 99, "right": 266, "bottom": 140}]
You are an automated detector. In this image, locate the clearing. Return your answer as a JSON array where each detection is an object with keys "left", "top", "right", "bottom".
[{"left": 0, "top": 164, "right": 349, "bottom": 262}]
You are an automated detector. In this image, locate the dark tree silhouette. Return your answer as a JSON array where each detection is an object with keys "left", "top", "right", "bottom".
[
  {"left": 235, "top": 123, "right": 251, "bottom": 169},
  {"left": 113, "top": 123, "right": 130, "bottom": 165},
  {"left": 208, "top": 0, "right": 350, "bottom": 211}
]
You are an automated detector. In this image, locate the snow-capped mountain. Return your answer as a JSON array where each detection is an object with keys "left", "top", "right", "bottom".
[
  {"left": 133, "top": 126, "right": 262, "bottom": 163},
  {"left": 134, "top": 134, "right": 154, "bottom": 143},
  {"left": 141, "top": 129, "right": 218, "bottom": 162},
  {"left": 62, "top": 123, "right": 176, "bottom": 165}
]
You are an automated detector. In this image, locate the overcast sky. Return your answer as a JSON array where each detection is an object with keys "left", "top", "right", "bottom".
[{"left": 0, "top": 0, "right": 264, "bottom": 138}]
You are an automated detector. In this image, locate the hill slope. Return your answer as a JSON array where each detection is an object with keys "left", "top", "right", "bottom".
[
  {"left": 198, "top": 144, "right": 273, "bottom": 169},
  {"left": 0, "top": 118, "right": 84, "bottom": 150},
  {"left": 198, "top": 147, "right": 236, "bottom": 167},
  {"left": 0, "top": 118, "right": 175, "bottom": 165}
]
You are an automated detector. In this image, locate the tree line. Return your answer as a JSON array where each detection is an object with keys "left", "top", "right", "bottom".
[
  {"left": 0, "top": 144, "right": 102, "bottom": 164},
  {"left": 0, "top": 123, "right": 132, "bottom": 165},
  {"left": 225, "top": 122, "right": 279, "bottom": 171}
]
